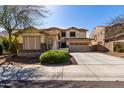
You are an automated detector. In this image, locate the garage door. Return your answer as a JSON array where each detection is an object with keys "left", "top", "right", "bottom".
[
  {"left": 69, "top": 42, "right": 89, "bottom": 52},
  {"left": 23, "top": 36, "right": 41, "bottom": 50}
]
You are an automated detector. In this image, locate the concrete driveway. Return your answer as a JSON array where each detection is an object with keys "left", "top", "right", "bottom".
[
  {"left": 70, "top": 52, "right": 124, "bottom": 64},
  {"left": 69, "top": 52, "right": 124, "bottom": 81}
]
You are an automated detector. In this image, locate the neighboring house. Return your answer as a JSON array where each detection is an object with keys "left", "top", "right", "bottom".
[
  {"left": 105, "top": 23, "right": 124, "bottom": 52},
  {"left": 90, "top": 23, "right": 124, "bottom": 52},
  {"left": 90, "top": 26, "right": 106, "bottom": 46},
  {"left": 13, "top": 26, "right": 92, "bottom": 56}
]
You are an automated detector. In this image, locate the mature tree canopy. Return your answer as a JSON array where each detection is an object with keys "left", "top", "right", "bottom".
[{"left": 0, "top": 5, "right": 48, "bottom": 31}]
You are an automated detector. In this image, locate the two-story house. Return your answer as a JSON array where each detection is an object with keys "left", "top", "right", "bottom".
[
  {"left": 13, "top": 26, "right": 92, "bottom": 56},
  {"left": 59, "top": 27, "right": 92, "bottom": 52}
]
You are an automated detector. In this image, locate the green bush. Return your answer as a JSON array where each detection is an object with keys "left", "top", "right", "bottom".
[
  {"left": 0, "top": 44, "right": 3, "bottom": 55},
  {"left": 1, "top": 36, "right": 18, "bottom": 55},
  {"left": 39, "top": 50, "right": 69, "bottom": 64},
  {"left": 114, "top": 43, "right": 124, "bottom": 52},
  {"left": 1, "top": 37, "right": 9, "bottom": 51}
]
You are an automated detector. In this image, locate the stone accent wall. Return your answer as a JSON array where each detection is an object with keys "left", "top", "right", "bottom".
[{"left": 105, "top": 41, "right": 114, "bottom": 52}]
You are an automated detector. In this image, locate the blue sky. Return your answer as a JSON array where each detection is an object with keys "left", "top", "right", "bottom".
[
  {"left": 1, "top": 5, "right": 124, "bottom": 37},
  {"left": 44, "top": 5, "right": 124, "bottom": 36}
]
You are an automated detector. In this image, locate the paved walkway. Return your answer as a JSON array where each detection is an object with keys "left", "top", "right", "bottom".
[{"left": 0, "top": 53, "right": 124, "bottom": 81}]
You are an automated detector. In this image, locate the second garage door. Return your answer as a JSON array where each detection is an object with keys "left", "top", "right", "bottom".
[{"left": 69, "top": 42, "right": 89, "bottom": 52}]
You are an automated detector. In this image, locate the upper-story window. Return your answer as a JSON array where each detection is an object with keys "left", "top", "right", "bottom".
[
  {"left": 98, "top": 32, "right": 99, "bottom": 36},
  {"left": 94, "top": 35, "right": 97, "bottom": 41},
  {"left": 70, "top": 32, "right": 76, "bottom": 37},
  {"left": 100, "top": 31, "right": 102, "bottom": 35},
  {"left": 61, "top": 32, "right": 66, "bottom": 37}
]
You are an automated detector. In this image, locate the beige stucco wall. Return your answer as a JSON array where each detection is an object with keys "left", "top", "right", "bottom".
[
  {"left": 17, "top": 35, "right": 23, "bottom": 43},
  {"left": 45, "top": 35, "right": 59, "bottom": 49},
  {"left": 41, "top": 34, "right": 45, "bottom": 43},
  {"left": 65, "top": 29, "right": 86, "bottom": 38},
  {"left": 90, "top": 26, "right": 106, "bottom": 45}
]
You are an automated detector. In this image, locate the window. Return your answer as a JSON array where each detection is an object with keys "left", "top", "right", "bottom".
[
  {"left": 94, "top": 35, "right": 97, "bottom": 41},
  {"left": 70, "top": 42, "right": 75, "bottom": 45},
  {"left": 61, "top": 43, "right": 66, "bottom": 48},
  {"left": 98, "top": 32, "right": 99, "bottom": 36},
  {"left": 79, "top": 43, "right": 83, "bottom": 45},
  {"left": 75, "top": 42, "right": 79, "bottom": 45},
  {"left": 69, "top": 42, "right": 83, "bottom": 45},
  {"left": 82, "top": 42, "right": 88, "bottom": 45},
  {"left": 70, "top": 32, "right": 76, "bottom": 37},
  {"left": 100, "top": 31, "right": 102, "bottom": 35},
  {"left": 61, "top": 32, "right": 66, "bottom": 37}
]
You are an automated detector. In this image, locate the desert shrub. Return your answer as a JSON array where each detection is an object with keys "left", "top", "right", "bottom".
[
  {"left": 39, "top": 50, "right": 69, "bottom": 64},
  {"left": 114, "top": 43, "right": 124, "bottom": 52},
  {"left": 0, "top": 44, "right": 3, "bottom": 55},
  {"left": 1, "top": 36, "right": 18, "bottom": 55}
]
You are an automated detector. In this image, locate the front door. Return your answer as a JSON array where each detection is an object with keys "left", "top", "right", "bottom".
[{"left": 61, "top": 42, "right": 66, "bottom": 48}]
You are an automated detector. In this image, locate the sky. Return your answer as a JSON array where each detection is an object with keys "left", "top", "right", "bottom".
[
  {"left": 44, "top": 5, "right": 124, "bottom": 36},
  {"left": 1, "top": 5, "right": 124, "bottom": 37}
]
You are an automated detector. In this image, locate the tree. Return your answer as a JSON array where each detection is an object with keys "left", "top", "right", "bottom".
[
  {"left": 0, "top": 6, "right": 48, "bottom": 59},
  {"left": 107, "top": 15, "right": 124, "bottom": 26},
  {"left": 0, "top": 5, "right": 48, "bottom": 63}
]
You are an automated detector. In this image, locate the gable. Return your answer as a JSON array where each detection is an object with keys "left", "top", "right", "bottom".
[{"left": 22, "top": 26, "right": 41, "bottom": 33}]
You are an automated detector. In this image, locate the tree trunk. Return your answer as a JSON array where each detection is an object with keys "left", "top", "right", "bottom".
[
  {"left": 7, "top": 31, "right": 12, "bottom": 64},
  {"left": 8, "top": 32, "right": 12, "bottom": 55}
]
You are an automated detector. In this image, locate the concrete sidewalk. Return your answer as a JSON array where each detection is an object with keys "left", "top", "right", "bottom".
[{"left": 1, "top": 64, "right": 124, "bottom": 81}]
